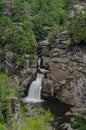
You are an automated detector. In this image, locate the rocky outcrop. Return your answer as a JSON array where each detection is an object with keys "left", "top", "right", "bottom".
[
  {"left": 1, "top": 97, "right": 19, "bottom": 123},
  {"left": 0, "top": 47, "right": 37, "bottom": 96},
  {"left": 11, "top": 97, "right": 19, "bottom": 120},
  {"left": 0, "top": 0, "right": 37, "bottom": 97},
  {"left": 39, "top": 31, "right": 86, "bottom": 108},
  {"left": 69, "top": 2, "right": 86, "bottom": 20}
]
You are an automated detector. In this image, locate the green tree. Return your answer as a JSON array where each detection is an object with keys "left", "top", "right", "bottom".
[{"left": 69, "top": 9, "right": 86, "bottom": 47}]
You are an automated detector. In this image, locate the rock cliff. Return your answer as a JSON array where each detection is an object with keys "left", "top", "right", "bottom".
[
  {"left": 40, "top": 31, "right": 86, "bottom": 108},
  {"left": 37, "top": 2, "right": 86, "bottom": 108}
]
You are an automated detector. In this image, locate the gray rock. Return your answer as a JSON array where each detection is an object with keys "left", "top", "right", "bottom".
[{"left": 60, "top": 123, "right": 73, "bottom": 130}]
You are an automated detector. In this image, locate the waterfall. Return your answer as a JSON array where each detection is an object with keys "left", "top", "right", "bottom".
[
  {"left": 23, "top": 73, "right": 44, "bottom": 103},
  {"left": 38, "top": 57, "right": 41, "bottom": 67},
  {"left": 23, "top": 57, "right": 49, "bottom": 103}
]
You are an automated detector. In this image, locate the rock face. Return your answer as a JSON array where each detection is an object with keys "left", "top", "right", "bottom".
[
  {"left": 39, "top": 31, "right": 86, "bottom": 108},
  {"left": 68, "top": 2, "right": 86, "bottom": 20},
  {"left": 0, "top": 46, "right": 37, "bottom": 96},
  {"left": 40, "top": 3, "right": 86, "bottom": 108}
]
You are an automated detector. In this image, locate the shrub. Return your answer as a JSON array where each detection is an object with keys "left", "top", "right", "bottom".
[
  {"left": 48, "top": 31, "right": 57, "bottom": 43},
  {"left": 12, "top": 54, "right": 25, "bottom": 67},
  {"left": 9, "top": 108, "right": 54, "bottom": 130},
  {"left": 0, "top": 73, "right": 19, "bottom": 101},
  {"left": 71, "top": 116, "right": 86, "bottom": 130},
  {"left": 0, "top": 124, "right": 6, "bottom": 130},
  {"left": 69, "top": 8, "right": 86, "bottom": 47}
]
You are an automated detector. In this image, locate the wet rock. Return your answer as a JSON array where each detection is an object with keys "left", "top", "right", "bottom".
[
  {"left": 70, "top": 118, "right": 75, "bottom": 122},
  {"left": 60, "top": 123, "right": 73, "bottom": 130},
  {"left": 42, "top": 57, "right": 51, "bottom": 69},
  {"left": 65, "top": 111, "right": 72, "bottom": 116},
  {"left": 20, "top": 70, "right": 36, "bottom": 95},
  {"left": 42, "top": 79, "right": 54, "bottom": 98}
]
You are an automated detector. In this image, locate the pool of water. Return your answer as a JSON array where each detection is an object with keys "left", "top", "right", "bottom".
[{"left": 30, "top": 98, "right": 71, "bottom": 130}]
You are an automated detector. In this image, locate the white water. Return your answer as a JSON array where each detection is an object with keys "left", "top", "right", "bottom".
[
  {"left": 38, "top": 57, "right": 41, "bottom": 67},
  {"left": 38, "top": 67, "right": 50, "bottom": 74},
  {"left": 23, "top": 58, "right": 50, "bottom": 103},
  {"left": 23, "top": 73, "right": 44, "bottom": 103}
]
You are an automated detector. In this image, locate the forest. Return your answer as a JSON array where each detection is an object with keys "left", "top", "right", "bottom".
[{"left": 0, "top": 0, "right": 86, "bottom": 130}]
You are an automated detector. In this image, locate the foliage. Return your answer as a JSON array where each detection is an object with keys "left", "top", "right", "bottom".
[
  {"left": 0, "top": 0, "right": 36, "bottom": 71},
  {"left": 32, "top": 20, "right": 47, "bottom": 40},
  {"left": 28, "top": 0, "right": 81, "bottom": 40},
  {"left": 71, "top": 116, "right": 86, "bottom": 130},
  {"left": 48, "top": 31, "right": 57, "bottom": 43},
  {"left": 0, "top": 123, "right": 6, "bottom": 130},
  {"left": 0, "top": 73, "right": 20, "bottom": 128},
  {"left": 0, "top": 73, "right": 19, "bottom": 101},
  {"left": 0, "top": 0, "right": 85, "bottom": 130},
  {"left": 12, "top": 54, "right": 24, "bottom": 67},
  {"left": 0, "top": 72, "right": 54, "bottom": 130},
  {"left": 9, "top": 108, "right": 54, "bottom": 130},
  {"left": 69, "top": 8, "right": 86, "bottom": 47},
  {"left": 0, "top": 0, "right": 83, "bottom": 69},
  {"left": 29, "top": 0, "right": 69, "bottom": 39},
  {"left": 29, "top": 54, "right": 35, "bottom": 67}
]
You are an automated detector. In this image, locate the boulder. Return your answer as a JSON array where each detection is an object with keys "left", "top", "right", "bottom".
[{"left": 42, "top": 79, "right": 54, "bottom": 99}]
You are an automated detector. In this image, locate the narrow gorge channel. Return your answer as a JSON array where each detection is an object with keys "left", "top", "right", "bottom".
[{"left": 23, "top": 53, "right": 71, "bottom": 130}]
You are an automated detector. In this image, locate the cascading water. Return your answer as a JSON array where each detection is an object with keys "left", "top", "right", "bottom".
[
  {"left": 38, "top": 57, "right": 41, "bottom": 67},
  {"left": 23, "top": 57, "right": 48, "bottom": 103},
  {"left": 23, "top": 57, "right": 71, "bottom": 130},
  {"left": 23, "top": 73, "right": 44, "bottom": 103}
]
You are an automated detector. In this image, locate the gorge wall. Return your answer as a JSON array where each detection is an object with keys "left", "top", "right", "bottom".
[
  {"left": 39, "top": 31, "right": 86, "bottom": 108},
  {"left": 39, "top": 2, "right": 86, "bottom": 108}
]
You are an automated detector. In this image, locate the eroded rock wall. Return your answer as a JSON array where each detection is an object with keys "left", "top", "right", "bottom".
[{"left": 40, "top": 31, "right": 86, "bottom": 108}]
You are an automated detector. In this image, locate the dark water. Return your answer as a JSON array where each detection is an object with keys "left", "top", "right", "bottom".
[{"left": 30, "top": 99, "right": 71, "bottom": 130}]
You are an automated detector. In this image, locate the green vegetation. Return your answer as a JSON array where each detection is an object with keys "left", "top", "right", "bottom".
[
  {"left": 0, "top": 0, "right": 86, "bottom": 130},
  {"left": 28, "top": 0, "right": 79, "bottom": 40},
  {"left": 0, "top": 73, "right": 19, "bottom": 101},
  {"left": 0, "top": 73, "right": 20, "bottom": 129},
  {"left": 0, "top": 73, "right": 54, "bottom": 130},
  {"left": 71, "top": 116, "right": 86, "bottom": 130},
  {"left": 18, "top": 109, "right": 54, "bottom": 130},
  {"left": 0, "top": 108, "right": 54, "bottom": 130},
  {"left": 48, "top": 31, "right": 57, "bottom": 43},
  {"left": 0, "top": 0, "right": 36, "bottom": 71},
  {"left": 0, "top": 0, "right": 83, "bottom": 71},
  {"left": 69, "top": 8, "right": 86, "bottom": 47}
]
